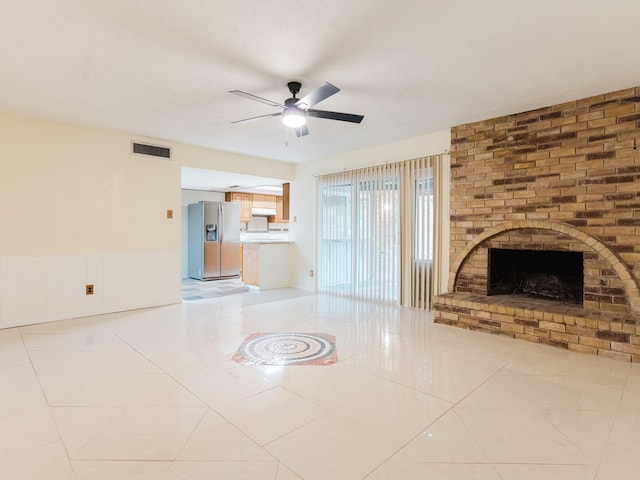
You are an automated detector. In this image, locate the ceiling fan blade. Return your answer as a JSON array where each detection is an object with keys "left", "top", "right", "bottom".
[
  {"left": 295, "top": 82, "right": 340, "bottom": 109},
  {"left": 231, "top": 112, "right": 282, "bottom": 124},
  {"left": 295, "top": 125, "right": 309, "bottom": 137},
  {"left": 228, "top": 90, "right": 285, "bottom": 108},
  {"left": 306, "top": 109, "right": 364, "bottom": 123}
]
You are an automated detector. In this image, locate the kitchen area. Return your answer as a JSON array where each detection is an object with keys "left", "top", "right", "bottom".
[
  {"left": 181, "top": 180, "right": 291, "bottom": 293},
  {"left": 226, "top": 185, "right": 291, "bottom": 290}
]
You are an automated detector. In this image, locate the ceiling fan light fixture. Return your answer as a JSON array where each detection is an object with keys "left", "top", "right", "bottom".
[{"left": 282, "top": 108, "right": 306, "bottom": 128}]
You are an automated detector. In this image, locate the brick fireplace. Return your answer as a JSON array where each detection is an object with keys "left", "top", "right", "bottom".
[{"left": 433, "top": 85, "right": 640, "bottom": 362}]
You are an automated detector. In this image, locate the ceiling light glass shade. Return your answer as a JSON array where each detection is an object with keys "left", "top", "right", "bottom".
[{"left": 282, "top": 108, "right": 306, "bottom": 128}]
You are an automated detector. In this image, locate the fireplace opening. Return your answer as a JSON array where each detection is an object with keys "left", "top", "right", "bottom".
[{"left": 488, "top": 248, "right": 583, "bottom": 304}]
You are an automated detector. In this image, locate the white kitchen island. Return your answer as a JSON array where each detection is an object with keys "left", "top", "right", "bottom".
[{"left": 241, "top": 240, "right": 290, "bottom": 289}]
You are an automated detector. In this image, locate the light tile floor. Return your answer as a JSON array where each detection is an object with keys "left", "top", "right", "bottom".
[{"left": 1, "top": 288, "right": 639, "bottom": 479}]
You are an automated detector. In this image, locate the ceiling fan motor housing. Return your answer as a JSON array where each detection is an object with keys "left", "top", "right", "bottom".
[{"left": 287, "top": 81, "right": 302, "bottom": 96}]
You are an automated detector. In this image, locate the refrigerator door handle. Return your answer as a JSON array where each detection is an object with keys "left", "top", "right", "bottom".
[{"left": 219, "top": 204, "right": 224, "bottom": 243}]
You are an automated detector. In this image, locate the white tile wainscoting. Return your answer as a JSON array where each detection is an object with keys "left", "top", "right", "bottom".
[{"left": 0, "top": 251, "right": 181, "bottom": 329}]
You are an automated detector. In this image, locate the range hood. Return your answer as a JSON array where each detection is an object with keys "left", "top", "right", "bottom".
[{"left": 251, "top": 207, "right": 277, "bottom": 216}]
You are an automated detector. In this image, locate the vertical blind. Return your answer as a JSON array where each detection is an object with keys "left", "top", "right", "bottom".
[
  {"left": 317, "top": 154, "right": 447, "bottom": 309},
  {"left": 317, "top": 164, "right": 400, "bottom": 303}
]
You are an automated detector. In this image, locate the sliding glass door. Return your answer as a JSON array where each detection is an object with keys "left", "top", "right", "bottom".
[
  {"left": 317, "top": 154, "right": 446, "bottom": 308},
  {"left": 318, "top": 166, "right": 400, "bottom": 304}
]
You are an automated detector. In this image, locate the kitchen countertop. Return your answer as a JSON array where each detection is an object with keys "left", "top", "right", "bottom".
[
  {"left": 240, "top": 234, "right": 291, "bottom": 244},
  {"left": 240, "top": 239, "right": 291, "bottom": 244}
]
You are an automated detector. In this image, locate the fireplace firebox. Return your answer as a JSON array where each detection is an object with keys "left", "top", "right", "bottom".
[{"left": 488, "top": 248, "right": 583, "bottom": 305}]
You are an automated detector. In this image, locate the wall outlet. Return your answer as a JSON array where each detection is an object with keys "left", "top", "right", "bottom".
[
  {"left": 309, "top": 269, "right": 314, "bottom": 277},
  {"left": 166, "top": 209, "right": 173, "bottom": 219},
  {"left": 86, "top": 284, "right": 94, "bottom": 295}
]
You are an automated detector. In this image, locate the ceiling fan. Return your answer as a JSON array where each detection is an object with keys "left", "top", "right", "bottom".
[{"left": 228, "top": 81, "right": 364, "bottom": 137}]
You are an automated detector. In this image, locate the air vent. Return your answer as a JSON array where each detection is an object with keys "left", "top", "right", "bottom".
[{"left": 132, "top": 142, "right": 171, "bottom": 159}]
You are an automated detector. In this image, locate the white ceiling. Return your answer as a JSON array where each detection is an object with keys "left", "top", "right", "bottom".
[{"left": 2, "top": 1, "right": 640, "bottom": 178}]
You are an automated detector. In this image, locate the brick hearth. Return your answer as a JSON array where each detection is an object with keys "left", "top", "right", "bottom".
[{"left": 434, "top": 85, "right": 640, "bottom": 362}]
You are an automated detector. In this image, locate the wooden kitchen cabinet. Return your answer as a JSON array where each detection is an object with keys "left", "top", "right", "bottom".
[
  {"left": 282, "top": 183, "right": 290, "bottom": 221},
  {"left": 242, "top": 242, "right": 289, "bottom": 289},
  {"left": 252, "top": 194, "right": 276, "bottom": 210},
  {"left": 226, "top": 186, "right": 289, "bottom": 223},
  {"left": 225, "top": 192, "right": 253, "bottom": 222},
  {"left": 242, "top": 243, "right": 260, "bottom": 287}
]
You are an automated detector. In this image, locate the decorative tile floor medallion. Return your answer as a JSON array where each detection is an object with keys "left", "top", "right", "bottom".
[{"left": 233, "top": 332, "right": 338, "bottom": 366}]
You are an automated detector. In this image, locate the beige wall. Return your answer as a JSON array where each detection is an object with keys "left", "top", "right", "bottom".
[
  {"left": 0, "top": 110, "right": 294, "bottom": 254},
  {"left": 0, "top": 110, "right": 294, "bottom": 327},
  {"left": 289, "top": 129, "right": 451, "bottom": 291},
  {"left": 175, "top": 143, "right": 294, "bottom": 183},
  {"left": 1, "top": 111, "right": 181, "bottom": 255}
]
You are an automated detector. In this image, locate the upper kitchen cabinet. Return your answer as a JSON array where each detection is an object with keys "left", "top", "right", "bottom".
[
  {"left": 251, "top": 194, "right": 276, "bottom": 210},
  {"left": 225, "top": 192, "right": 252, "bottom": 222},
  {"left": 226, "top": 184, "right": 290, "bottom": 223}
]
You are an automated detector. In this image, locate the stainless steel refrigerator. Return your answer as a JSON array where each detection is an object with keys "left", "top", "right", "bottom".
[{"left": 187, "top": 201, "right": 241, "bottom": 280}]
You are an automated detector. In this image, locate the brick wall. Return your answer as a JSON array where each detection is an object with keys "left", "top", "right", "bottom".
[{"left": 434, "top": 85, "right": 640, "bottom": 361}]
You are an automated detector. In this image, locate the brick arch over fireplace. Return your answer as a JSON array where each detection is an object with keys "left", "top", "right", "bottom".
[{"left": 449, "top": 219, "right": 640, "bottom": 313}]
